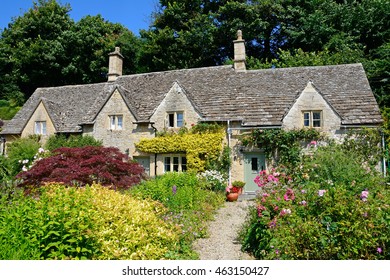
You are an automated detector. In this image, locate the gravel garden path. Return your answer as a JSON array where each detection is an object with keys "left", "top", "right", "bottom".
[{"left": 193, "top": 198, "right": 256, "bottom": 260}]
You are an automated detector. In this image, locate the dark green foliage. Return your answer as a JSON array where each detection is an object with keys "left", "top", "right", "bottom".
[
  {"left": 0, "top": 0, "right": 139, "bottom": 104},
  {"left": 44, "top": 134, "right": 102, "bottom": 151}
]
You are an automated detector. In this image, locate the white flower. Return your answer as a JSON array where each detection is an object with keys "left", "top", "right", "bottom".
[
  {"left": 38, "top": 147, "right": 45, "bottom": 154},
  {"left": 22, "top": 165, "right": 28, "bottom": 172}
]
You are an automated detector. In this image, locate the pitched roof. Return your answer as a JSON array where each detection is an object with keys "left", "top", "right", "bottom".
[{"left": 1, "top": 63, "right": 382, "bottom": 135}]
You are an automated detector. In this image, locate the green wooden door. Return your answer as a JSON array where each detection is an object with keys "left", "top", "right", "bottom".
[{"left": 244, "top": 152, "right": 265, "bottom": 192}]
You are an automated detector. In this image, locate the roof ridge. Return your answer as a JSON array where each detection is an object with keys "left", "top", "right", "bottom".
[
  {"left": 246, "top": 63, "right": 363, "bottom": 73},
  {"left": 116, "top": 65, "right": 233, "bottom": 80}
]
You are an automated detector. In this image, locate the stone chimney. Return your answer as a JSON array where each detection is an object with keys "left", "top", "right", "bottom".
[
  {"left": 107, "top": 47, "right": 124, "bottom": 82},
  {"left": 233, "top": 30, "right": 246, "bottom": 71}
]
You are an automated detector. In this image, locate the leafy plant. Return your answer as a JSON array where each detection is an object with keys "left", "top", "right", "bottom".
[
  {"left": 243, "top": 128, "right": 322, "bottom": 168},
  {"left": 45, "top": 134, "right": 102, "bottom": 151},
  {"left": 129, "top": 172, "right": 225, "bottom": 259},
  {"left": 16, "top": 146, "right": 146, "bottom": 189},
  {"left": 240, "top": 145, "right": 390, "bottom": 260},
  {"left": 6, "top": 137, "right": 41, "bottom": 176},
  {"left": 0, "top": 183, "right": 181, "bottom": 260}
]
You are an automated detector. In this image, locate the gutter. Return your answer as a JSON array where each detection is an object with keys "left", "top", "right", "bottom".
[{"left": 150, "top": 123, "right": 158, "bottom": 177}]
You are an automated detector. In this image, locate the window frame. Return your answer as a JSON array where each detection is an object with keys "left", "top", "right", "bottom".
[
  {"left": 302, "top": 110, "right": 322, "bottom": 128},
  {"left": 109, "top": 115, "right": 123, "bottom": 130},
  {"left": 163, "top": 155, "right": 187, "bottom": 173},
  {"left": 34, "top": 121, "right": 47, "bottom": 135},
  {"left": 167, "top": 111, "right": 184, "bottom": 128}
]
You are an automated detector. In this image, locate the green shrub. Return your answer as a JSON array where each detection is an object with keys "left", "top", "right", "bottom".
[
  {"left": 6, "top": 137, "right": 41, "bottom": 176},
  {"left": 45, "top": 134, "right": 102, "bottom": 151},
  {"left": 0, "top": 183, "right": 180, "bottom": 260},
  {"left": 0, "top": 189, "right": 41, "bottom": 259},
  {"left": 240, "top": 145, "right": 390, "bottom": 260}
]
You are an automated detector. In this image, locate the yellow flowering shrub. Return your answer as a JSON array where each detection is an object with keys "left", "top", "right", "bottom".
[
  {"left": 35, "top": 184, "right": 180, "bottom": 260},
  {"left": 89, "top": 185, "right": 179, "bottom": 260},
  {"left": 136, "top": 132, "right": 225, "bottom": 172}
]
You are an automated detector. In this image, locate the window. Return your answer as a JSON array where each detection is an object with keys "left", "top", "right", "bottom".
[
  {"left": 35, "top": 121, "right": 47, "bottom": 135},
  {"left": 251, "top": 157, "right": 258, "bottom": 171},
  {"left": 109, "top": 115, "right": 123, "bottom": 130},
  {"left": 303, "top": 111, "right": 322, "bottom": 128},
  {"left": 167, "top": 112, "right": 184, "bottom": 128},
  {"left": 164, "top": 155, "right": 187, "bottom": 173}
]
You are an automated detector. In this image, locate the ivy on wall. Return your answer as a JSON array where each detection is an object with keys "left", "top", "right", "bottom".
[
  {"left": 136, "top": 125, "right": 225, "bottom": 172},
  {"left": 242, "top": 128, "right": 322, "bottom": 168}
]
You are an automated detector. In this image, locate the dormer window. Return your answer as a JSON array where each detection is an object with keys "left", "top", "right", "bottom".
[
  {"left": 167, "top": 112, "right": 184, "bottom": 128},
  {"left": 303, "top": 111, "right": 322, "bottom": 128},
  {"left": 35, "top": 121, "right": 47, "bottom": 135},
  {"left": 109, "top": 115, "right": 123, "bottom": 130}
]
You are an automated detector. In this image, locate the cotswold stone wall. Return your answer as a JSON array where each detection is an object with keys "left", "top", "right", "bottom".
[
  {"left": 150, "top": 82, "right": 201, "bottom": 131},
  {"left": 90, "top": 89, "right": 154, "bottom": 155},
  {"left": 282, "top": 82, "right": 341, "bottom": 135},
  {"left": 21, "top": 101, "right": 56, "bottom": 144}
]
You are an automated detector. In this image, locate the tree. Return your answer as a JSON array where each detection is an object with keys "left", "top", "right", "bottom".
[
  {"left": 0, "top": 0, "right": 140, "bottom": 106},
  {"left": 0, "top": 0, "right": 74, "bottom": 102},
  {"left": 16, "top": 146, "right": 146, "bottom": 189}
]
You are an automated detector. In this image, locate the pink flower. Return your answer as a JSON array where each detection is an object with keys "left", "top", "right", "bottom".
[
  {"left": 377, "top": 247, "right": 382, "bottom": 254},
  {"left": 360, "top": 190, "right": 369, "bottom": 202},
  {"left": 257, "top": 205, "right": 266, "bottom": 217},
  {"left": 283, "top": 188, "right": 295, "bottom": 201},
  {"left": 280, "top": 208, "right": 291, "bottom": 216},
  {"left": 300, "top": 200, "right": 307, "bottom": 206},
  {"left": 318, "top": 190, "right": 326, "bottom": 197}
]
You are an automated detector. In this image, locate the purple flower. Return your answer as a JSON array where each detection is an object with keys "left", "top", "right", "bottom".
[
  {"left": 172, "top": 185, "right": 177, "bottom": 195},
  {"left": 377, "top": 247, "right": 382, "bottom": 254},
  {"left": 300, "top": 200, "right": 307, "bottom": 206},
  {"left": 268, "top": 219, "right": 277, "bottom": 229}
]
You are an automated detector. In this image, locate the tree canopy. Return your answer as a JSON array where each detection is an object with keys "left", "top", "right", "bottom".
[{"left": 0, "top": 0, "right": 389, "bottom": 114}]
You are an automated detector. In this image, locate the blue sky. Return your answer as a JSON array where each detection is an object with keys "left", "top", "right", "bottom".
[{"left": 0, "top": 0, "right": 158, "bottom": 35}]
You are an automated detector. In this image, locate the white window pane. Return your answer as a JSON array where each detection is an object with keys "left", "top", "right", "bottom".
[
  {"left": 35, "top": 122, "right": 40, "bottom": 134},
  {"left": 176, "top": 113, "right": 183, "bottom": 127},
  {"left": 42, "top": 122, "right": 47, "bottom": 135},
  {"left": 110, "top": 116, "right": 115, "bottom": 129},
  {"left": 117, "top": 116, "right": 123, "bottom": 129}
]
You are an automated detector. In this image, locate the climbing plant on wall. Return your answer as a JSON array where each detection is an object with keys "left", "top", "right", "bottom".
[
  {"left": 242, "top": 128, "right": 322, "bottom": 168},
  {"left": 136, "top": 124, "right": 225, "bottom": 172}
]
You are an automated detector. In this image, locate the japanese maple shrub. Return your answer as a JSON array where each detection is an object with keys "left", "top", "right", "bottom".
[{"left": 16, "top": 146, "right": 145, "bottom": 189}]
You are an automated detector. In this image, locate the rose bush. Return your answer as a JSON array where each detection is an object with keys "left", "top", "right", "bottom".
[{"left": 240, "top": 145, "right": 390, "bottom": 260}]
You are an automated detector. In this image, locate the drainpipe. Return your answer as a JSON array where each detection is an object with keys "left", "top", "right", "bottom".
[
  {"left": 150, "top": 123, "right": 158, "bottom": 177},
  {"left": 0, "top": 136, "right": 5, "bottom": 155},
  {"left": 381, "top": 129, "right": 387, "bottom": 177},
  {"left": 227, "top": 120, "right": 232, "bottom": 186}
]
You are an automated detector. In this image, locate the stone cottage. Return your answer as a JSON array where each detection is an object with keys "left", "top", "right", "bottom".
[{"left": 1, "top": 31, "right": 383, "bottom": 192}]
